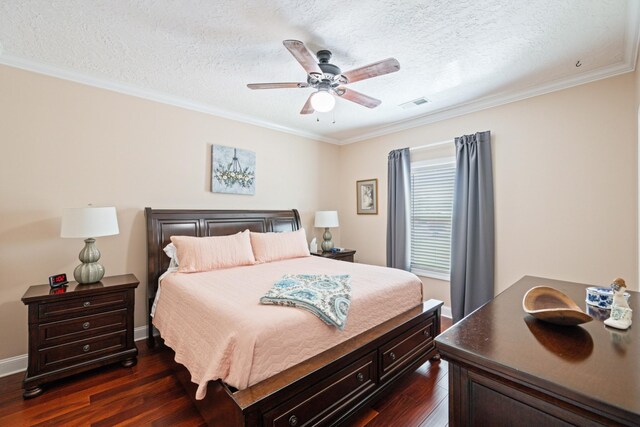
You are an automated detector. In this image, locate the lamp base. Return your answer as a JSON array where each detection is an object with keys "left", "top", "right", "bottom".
[
  {"left": 74, "top": 238, "right": 105, "bottom": 284},
  {"left": 321, "top": 228, "right": 334, "bottom": 252},
  {"left": 74, "top": 262, "right": 105, "bottom": 284}
]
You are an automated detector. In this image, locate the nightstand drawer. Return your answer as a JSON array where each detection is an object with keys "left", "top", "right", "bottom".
[
  {"left": 38, "top": 331, "right": 127, "bottom": 372},
  {"left": 38, "top": 291, "right": 127, "bottom": 321},
  {"left": 310, "top": 249, "right": 356, "bottom": 263},
  {"left": 333, "top": 253, "right": 354, "bottom": 262},
  {"left": 38, "top": 309, "right": 127, "bottom": 347}
]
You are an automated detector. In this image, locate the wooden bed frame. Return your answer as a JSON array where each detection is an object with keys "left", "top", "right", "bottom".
[{"left": 145, "top": 208, "right": 443, "bottom": 426}]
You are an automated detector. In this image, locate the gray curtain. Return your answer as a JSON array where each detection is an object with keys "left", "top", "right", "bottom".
[
  {"left": 450, "top": 131, "right": 495, "bottom": 323},
  {"left": 387, "top": 148, "right": 411, "bottom": 270}
]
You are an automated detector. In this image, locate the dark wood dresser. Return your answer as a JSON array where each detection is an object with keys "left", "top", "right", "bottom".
[
  {"left": 311, "top": 249, "right": 356, "bottom": 262},
  {"left": 21, "top": 274, "right": 139, "bottom": 398},
  {"left": 435, "top": 276, "right": 639, "bottom": 426}
]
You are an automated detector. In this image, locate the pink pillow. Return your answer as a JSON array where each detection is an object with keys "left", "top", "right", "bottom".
[
  {"left": 250, "top": 229, "right": 311, "bottom": 263},
  {"left": 171, "top": 230, "right": 255, "bottom": 273}
]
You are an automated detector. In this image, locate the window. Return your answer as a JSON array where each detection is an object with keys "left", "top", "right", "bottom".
[{"left": 410, "top": 158, "right": 456, "bottom": 280}]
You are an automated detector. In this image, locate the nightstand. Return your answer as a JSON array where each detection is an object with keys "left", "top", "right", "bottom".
[
  {"left": 311, "top": 249, "right": 356, "bottom": 263},
  {"left": 21, "top": 274, "right": 139, "bottom": 398}
]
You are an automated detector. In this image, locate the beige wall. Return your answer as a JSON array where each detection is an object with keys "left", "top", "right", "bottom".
[
  {"left": 338, "top": 72, "right": 638, "bottom": 307},
  {"left": 636, "top": 57, "right": 640, "bottom": 287},
  {"left": 636, "top": 54, "right": 640, "bottom": 107},
  {"left": 1, "top": 63, "right": 638, "bottom": 360},
  {"left": 0, "top": 65, "right": 340, "bottom": 360}
]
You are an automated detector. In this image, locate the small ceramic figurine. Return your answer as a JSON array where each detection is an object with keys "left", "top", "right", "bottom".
[{"left": 604, "top": 278, "right": 633, "bottom": 330}]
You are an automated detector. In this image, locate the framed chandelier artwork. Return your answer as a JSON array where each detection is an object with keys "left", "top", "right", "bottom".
[{"left": 211, "top": 145, "right": 256, "bottom": 195}]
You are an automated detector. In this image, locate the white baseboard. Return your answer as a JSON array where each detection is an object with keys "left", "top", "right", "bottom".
[
  {"left": 0, "top": 326, "right": 149, "bottom": 379},
  {"left": 133, "top": 325, "right": 148, "bottom": 342},
  {"left": 441, "top": 305, "right": 452, "bottom": 319},
  {"left": 0, "top": 354, "right": 29, "bottom": 378}
]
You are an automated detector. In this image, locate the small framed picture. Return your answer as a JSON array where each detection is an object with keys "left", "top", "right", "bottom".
[{"left": 356, "top": 179, "right": 378, "bottom": 215}]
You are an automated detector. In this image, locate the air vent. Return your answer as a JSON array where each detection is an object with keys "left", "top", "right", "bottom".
[{"left": 399, "top": 97, "right": 430, "bottom": 109}]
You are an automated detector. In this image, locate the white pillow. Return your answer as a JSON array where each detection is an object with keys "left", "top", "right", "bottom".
[{"left": 163, "top": 242, "right": 179, "bottom": 268}]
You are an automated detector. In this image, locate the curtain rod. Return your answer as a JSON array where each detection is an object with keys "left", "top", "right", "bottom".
[{"left": 409, "top": 139, "right": 453, "bottom": 151}]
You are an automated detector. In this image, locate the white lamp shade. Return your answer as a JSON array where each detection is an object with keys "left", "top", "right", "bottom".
[
  {"left": 315, "top": 211, "right": 339, "bottom": 228},
  {"left": 61, "top": 207, "right": 120, "bottom": 238},
  {"left": 310, "top": 90, "right": 336, "bottom": 113}
]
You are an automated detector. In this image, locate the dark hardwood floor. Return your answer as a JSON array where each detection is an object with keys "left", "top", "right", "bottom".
[{"left": 0, "top": 317, "right": 452, "bottom": 426}]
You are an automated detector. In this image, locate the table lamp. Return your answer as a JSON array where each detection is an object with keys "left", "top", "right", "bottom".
[
  {"left": 314, "top": 211, "right": 339, "bottom": 252},
  {"left": 61, "top": 206, "right": 119, "bottom": 284}
]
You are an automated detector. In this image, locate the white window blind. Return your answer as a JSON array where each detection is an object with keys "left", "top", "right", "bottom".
[{"left": 410, "top": 160, "right": 456, "bottom": 279}]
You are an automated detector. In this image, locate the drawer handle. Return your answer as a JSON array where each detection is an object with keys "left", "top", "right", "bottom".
[
  {"left": 83, "top": 301, "right": 91, "bottom": 307},
  {"left": 356, "top": 372, "right": 364, "bottom": 382},
  {"left": 288, "top": 415, "right": 298, "bottom": 426},
  {"left": 83, "top": 344, "right": 90, "bottom": 352},
  {"left": 82, "top": 322, "right": 90, "bottom": 330},
  {"left": 423, "top": 329, "right": 429, "bottom": 337},
  {"left": 389, "top": 352, "right": 396, "bottom": 361}
]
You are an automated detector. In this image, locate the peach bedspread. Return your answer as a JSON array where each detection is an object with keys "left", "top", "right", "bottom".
[{"left": 152, "top": 256, "right": 422, "bottom": 399}]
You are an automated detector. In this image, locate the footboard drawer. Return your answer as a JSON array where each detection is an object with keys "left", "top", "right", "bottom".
[
  {"left": 380, "top": 316, "right": 435, "bottom": 382},
  {"left": 263, "top": 351, "right": 377, "bottom": 427}
]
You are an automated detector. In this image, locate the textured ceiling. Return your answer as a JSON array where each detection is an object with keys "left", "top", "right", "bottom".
[{"left": 0, "top": 0, "right": 638, "bottom": 143}]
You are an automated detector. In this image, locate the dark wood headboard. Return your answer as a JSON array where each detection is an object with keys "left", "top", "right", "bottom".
[{"left": 144, "top": 208, "right": 302, "bottom": 344}]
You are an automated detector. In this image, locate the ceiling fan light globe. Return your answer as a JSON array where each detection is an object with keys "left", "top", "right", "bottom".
[{"left": 310, "top": 90, "right": 335, "bottom": 112}]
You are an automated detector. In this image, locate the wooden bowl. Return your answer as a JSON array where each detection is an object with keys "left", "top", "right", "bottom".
[{"left": 523, "top": 286, "right": 593, "bottom": 326}]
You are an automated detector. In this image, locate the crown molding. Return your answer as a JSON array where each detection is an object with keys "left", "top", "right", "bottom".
[
  {"left": 0, "top": 55, "right": 340, "bottom": 145},
  {"left": 624, "top": 0, "right": 640, "bottom": 67},
  {"left": 337, "top": 4, "right": 640, "bottom": 145},
  {"left": 338, "top": 61, "right": 635, "bottom": 145},
  {"left": 1, "top": 52, "right": 635, "bottom": 147},
  {"left": 1, "top": 0, "right": 638, "bottom": 148}
]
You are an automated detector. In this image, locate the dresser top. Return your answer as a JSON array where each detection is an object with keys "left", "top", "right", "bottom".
[
  {"left": 436, "top": 275, "right": 639, "bottom": 421},
  {"left": 22, "top": 274, "right": 139, "bottom": 304}
]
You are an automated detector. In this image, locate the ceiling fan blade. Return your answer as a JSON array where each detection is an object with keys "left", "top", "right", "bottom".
[
  {"left": 337, "top": 87, "right": 381, "bottom": 108},
  {"left": 283, "top": 40, "right": 323, "bottom": 75},
  {"left": 341, "top": 58, "right": 400, "bottom": 84},
  {"left": 247, "top": 82, "right": 308, "bottom": 89},
  {"left": 300, "top": 94, "right": 315, "bottom": 114}
]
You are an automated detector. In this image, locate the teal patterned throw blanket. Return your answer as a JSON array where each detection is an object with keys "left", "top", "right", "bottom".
[{"left": 260, "top": 274, "right": 351, "bottom": 330}]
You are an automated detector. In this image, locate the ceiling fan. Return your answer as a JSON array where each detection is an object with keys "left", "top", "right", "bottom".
[{"left": 247, "top": 40, "right": 400, "bottom": 114}]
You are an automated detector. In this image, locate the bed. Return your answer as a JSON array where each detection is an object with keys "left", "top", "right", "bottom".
[{"left": 145, "top": 208, "right": 443, "bottom": 426}]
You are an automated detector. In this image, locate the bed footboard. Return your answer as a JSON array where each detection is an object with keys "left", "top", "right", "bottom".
[{"left": 170, "top": 299, "right": 443, "bottom": 426}]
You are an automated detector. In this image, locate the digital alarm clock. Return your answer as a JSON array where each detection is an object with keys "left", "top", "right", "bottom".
[{"left": 48, "top": 273, "right": 68, "bottom": 288}]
